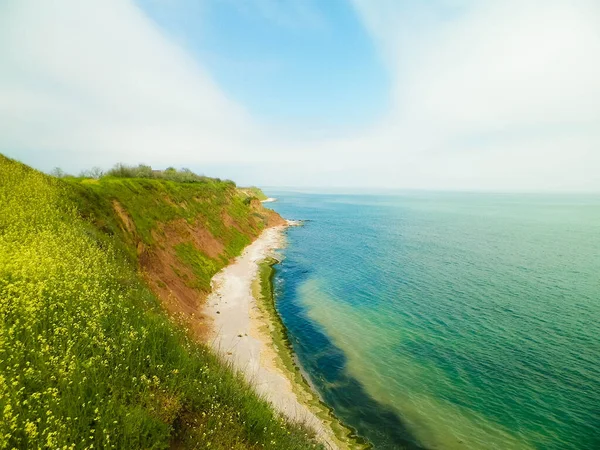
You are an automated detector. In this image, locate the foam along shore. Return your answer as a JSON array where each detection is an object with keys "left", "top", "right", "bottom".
[
  {"left": 205, "top": 222, "right": 340, "bottom": 449},
  {"left": 261, "top": 197, "right": 277, "bottom": 203}
]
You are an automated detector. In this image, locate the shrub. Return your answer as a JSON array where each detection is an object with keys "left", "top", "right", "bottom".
[{"left": 102, "top": 163, "right": 210, "bottom": 183}]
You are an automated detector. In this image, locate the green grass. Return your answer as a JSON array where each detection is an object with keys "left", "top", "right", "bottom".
[
  {"left": 0, "top": 155, "right": 322, "bottom": 449},
  {"left": 66, "top": 177, "right": 266, "bottom": 248},
  {"left": 174, "top": 243, "right": 222, "bottom": 292}
]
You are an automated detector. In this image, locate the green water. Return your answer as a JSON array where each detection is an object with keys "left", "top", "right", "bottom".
[{"left": 270, "top": 192, "right": 600, "bottom": 449}]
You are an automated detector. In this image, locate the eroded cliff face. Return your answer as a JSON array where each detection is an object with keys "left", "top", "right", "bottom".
[
  {"left": 72, "top": 177, "right": 283, "bottom": 338},
  {"left": 131, "top": 201, "right": 282, "bottom": 338}
]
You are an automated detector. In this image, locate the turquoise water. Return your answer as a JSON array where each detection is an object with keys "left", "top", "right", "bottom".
[{"left": 268, "top": 192, "right": 600, "bottom": 450}]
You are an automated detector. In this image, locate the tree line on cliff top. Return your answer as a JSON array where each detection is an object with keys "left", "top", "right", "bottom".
[{"left": 51, "top": 163, "right": 221, "bottom": 184}]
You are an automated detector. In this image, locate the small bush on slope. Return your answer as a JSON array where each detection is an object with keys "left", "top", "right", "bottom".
[{"left": 0, "top": 155, "right": 321, "bottom": 449}]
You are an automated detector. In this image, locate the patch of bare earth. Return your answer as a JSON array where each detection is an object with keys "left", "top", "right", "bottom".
[
  {"left": 251, "top": 199, "right": 286, "bottom": 227},
  {"left": 140, "top": 218, "right": 224, "bottom": 339},
  {"left": 112, "top": 200, "right": 136, "bottom": 235}
]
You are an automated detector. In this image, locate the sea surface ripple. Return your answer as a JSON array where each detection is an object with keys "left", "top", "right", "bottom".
[{"left": 269, "top": 192, "right": 600, "bottom": 450}]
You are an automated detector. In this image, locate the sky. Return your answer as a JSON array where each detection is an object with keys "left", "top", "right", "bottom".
[{"left": 1, "top": 0, "right": 599, "bottom": 191}]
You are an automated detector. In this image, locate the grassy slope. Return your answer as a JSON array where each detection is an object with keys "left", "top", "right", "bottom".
[
  {"left": 67, "top": 177, "right": 269, "bottom": 259},
  {"left": 0, "top": 155, "right": 320, "bottom": 449}
]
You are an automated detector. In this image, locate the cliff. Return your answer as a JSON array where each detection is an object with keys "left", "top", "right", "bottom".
[
  {"left": 67, "top": 174, "right": 284, "bottom": 338},
  {"left": 0, "top": 154, "right": 319, "bottom": 450}
]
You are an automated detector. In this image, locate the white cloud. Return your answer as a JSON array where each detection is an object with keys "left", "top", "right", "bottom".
[
  {"left": 0, "top": 0, "right": 274, "bottom": 171},
  {"left": 0, "top": 0, "right": 598, "bottom": 190},
  {"left": 340, "top": 0, "right": 600, "bottom": 190}
]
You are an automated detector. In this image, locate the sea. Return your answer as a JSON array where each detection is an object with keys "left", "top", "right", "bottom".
[{"left": 267, "top": 191, "right": 600, "bottom": 450}]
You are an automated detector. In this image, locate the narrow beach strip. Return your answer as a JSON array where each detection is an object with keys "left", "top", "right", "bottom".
[{"left": 205, "top": 223, "right": 365, "bottom": 450}]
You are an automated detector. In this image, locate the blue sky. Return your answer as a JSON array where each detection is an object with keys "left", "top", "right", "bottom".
[
  {"left": 137, "top": 0, "right": 390, "bottom": 134},
  {"left": 0, "top": 0, "right": 599, "bottom": 190}
]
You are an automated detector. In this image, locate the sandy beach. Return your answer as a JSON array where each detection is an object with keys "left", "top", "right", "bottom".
[
  {"left": 261, "top": 197, "right": 277, "bottom": 203},
  {"left": 205, "top": 223, "right": 340, "bottom": 449}
]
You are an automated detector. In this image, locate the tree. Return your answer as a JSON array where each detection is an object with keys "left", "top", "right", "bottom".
[
  {"left": 135, "top": 164, "right": 153, "bottom": 178},
  {"left": 89, "top": 166, "right": 104, "bottom": 179},
  {"left": 50, "top": 167, "right": 65, "bottom": 178}
]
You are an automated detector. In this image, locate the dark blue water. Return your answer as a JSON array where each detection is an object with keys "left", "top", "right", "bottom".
[{"left": 268, "top": 191, "right": 600, "bottom": 450}]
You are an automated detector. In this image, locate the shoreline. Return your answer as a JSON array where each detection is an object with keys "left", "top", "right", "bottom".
[
  {"left": 254, "top": 256, "right": 369, "bottom": 450},
  {"left": 205, "top": 222, "right": 364, "bottom": 450}
]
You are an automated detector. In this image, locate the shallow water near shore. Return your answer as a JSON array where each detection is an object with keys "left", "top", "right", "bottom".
[{"left": 268, "top": 191, "right": 600, "bottom": 450}]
